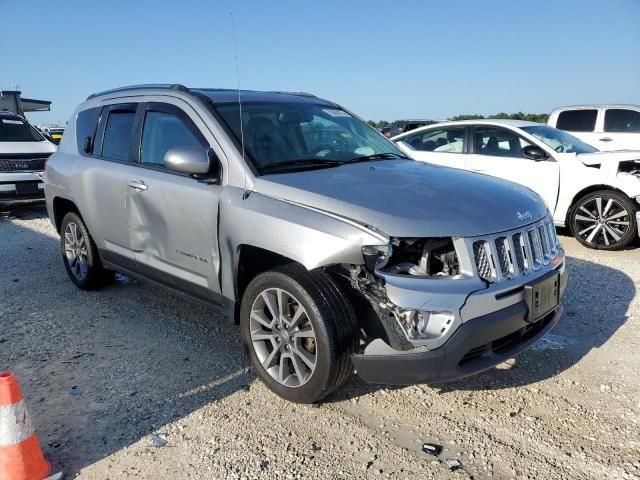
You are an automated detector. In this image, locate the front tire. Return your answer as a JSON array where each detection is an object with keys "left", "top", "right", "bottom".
[
  {"left": 60, "top": 212, "right": 112, "bottom": 290},
  {"left": 569, "top": 190, "right": 637, "bottom": 250},
  {"left": 240, "top": 265, "right": 358, "bottom": 403}
]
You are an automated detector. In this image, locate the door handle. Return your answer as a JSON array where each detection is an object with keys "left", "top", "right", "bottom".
[
  {"left": 600, "top": 137, "right": 613, "bottom": 142},
  {"left": 127, "top": 180, "right": 148, "bottom": 191}
]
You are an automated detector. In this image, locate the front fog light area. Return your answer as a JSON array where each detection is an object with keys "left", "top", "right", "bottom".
[{"left": 399, "top": 310, "right": 455, "bottom": 341}]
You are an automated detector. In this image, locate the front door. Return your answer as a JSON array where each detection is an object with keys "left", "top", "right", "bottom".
[
  {"left": 126, "top": 102, "right": 222, "bottom": 301},
  {"left": 466, "top": 126, "right": 561, "bottom": 212}
]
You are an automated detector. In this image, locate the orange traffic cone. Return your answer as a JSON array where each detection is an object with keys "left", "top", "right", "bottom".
[{"left": 0, "top": 372, "right": 62, "bottom": 480}]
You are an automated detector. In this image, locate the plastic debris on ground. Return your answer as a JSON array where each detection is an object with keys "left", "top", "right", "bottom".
[
  {"left": 149, "top": 433, "right": 168, "bottom": 448},
  {"left": 68, "top": 386, "right": 81, "bottom": 396},
  {"left": 422, "top": 443, "right": 443, "bottom": 456}
]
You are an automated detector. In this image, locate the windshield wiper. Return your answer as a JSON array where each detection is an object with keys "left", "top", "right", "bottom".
[
  {"left": 349, "top": 152, "right": 410, "bottom": 163},
  {"left": 260, "top": 158, "right": 346, "bottom": 174}
]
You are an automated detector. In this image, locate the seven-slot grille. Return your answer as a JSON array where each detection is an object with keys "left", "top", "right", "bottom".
[{"left": 472, "top": 217, "right": 559, "bottom": 283}]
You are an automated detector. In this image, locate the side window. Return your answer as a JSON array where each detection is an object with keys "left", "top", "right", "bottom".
[
  {"left": 401, "top": 128, "right": 465, "bottom": 153},
  {"left": 140, "top": 110, "right": 204, "bottom": 168},
  {"left": 604, "top": 109, "right": 640, "bottom": 133},
  {"left": 101, "top": 109, "right": 136, "bottom": 161},
  {"left": 556, "top": 109, "right": 597, "bottom": 132},
  {"left": 473, "top": 127, "right": 531, "bottom": 158},
  {"left": 75, "top": 107, "right": 101, "bottom": 154}
]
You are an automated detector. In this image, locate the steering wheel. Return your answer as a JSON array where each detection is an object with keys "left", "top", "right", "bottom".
[{"left": 555, "top": 145, "right": 565, "bottom": 153}]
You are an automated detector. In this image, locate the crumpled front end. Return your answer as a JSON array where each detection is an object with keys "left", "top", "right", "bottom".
[{"left": 349, "top": 215, "right": 567, "bottom": 385}]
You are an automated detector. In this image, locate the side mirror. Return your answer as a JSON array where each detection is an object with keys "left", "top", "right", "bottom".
[
  {"left": 523, "top": 145, "right": 548, "bottom": 161},
  {"left": 164, "top": 146, "right": 211, "bottom": 175}
]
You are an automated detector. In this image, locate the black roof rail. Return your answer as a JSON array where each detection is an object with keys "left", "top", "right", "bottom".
[
  {"left": 87, "top": 84, "right": 190, "bottom": 100},
  {"left": 270, "top": 91, "right": 317, "bottom": 98}
]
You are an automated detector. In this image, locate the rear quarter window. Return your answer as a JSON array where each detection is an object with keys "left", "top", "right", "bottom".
[
  {"left": 556, "top": 110, "right": 598, "bottom": 132},
  {"left": 75, "top": 108, "right": 101, "bottom": 154}
]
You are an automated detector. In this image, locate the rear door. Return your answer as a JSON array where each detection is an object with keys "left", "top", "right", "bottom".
[
  {"left": 72, "top": 103, "right": 141, "bottom": 271},
  {"left": 466, "top": 126, "right": 560, "bottom": 211},
  {"left": 601, "top": 108, "right": 640, "bottom": 150},
  {"left": 554, "top": 109, "right": 600, "bottom": 148},
  {"left": 126, "top": 101, "right": 223, "bottom": 301},
  {"left": 394, "top": 126, "right": 468, "bottom": 170}
]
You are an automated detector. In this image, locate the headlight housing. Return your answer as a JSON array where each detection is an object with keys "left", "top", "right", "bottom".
[
  {"left": 362, "top": 244, "right": 392, "bottom": 272},
  {"left": 365, "top": 238, "right": 460, "bottom": 277}
]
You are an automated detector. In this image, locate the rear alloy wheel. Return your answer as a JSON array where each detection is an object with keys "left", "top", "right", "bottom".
[
  {"left": 60, "top": 212, "right": 113, "bottom": 289},
  {"left": 240, "top": 265, "right": 358, "bottom": 403},
  {"left": 570, "top": 190, "right": 637, "bottom": 250}
]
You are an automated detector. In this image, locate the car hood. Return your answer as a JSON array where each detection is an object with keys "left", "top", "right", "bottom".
[
  {"left": 0, "top": 140, "right": 56, "bottom": 155},
  {"left": 253, "top": 160, "right": 548, "bottom": 237},
  {"left": 575, "top": 150, "right": 640, "bottom": 166}
]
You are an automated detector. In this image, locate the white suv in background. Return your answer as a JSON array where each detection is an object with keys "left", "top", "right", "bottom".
[
  {"left": 548, "top": 104, "right": 640, "bottom": 151},
  {"left": 0, "top": 112, "right": 56, "bottom": 207}
]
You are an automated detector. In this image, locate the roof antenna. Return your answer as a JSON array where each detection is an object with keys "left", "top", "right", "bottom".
[{"left": 229, "top": 12, "right": 247, "bottom": 178}]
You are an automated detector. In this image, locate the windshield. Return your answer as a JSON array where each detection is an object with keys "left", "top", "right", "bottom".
[
  {"left": 0, "top": 118, "right": 45, "bottom": 142},
  {"left": 522, "top": 125, "right": 598, "bottom": 154},
  {"left": 215, "top": 102, "right": 407, "bottom": 174}
]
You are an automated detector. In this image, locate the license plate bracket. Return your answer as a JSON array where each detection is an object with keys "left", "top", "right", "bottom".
[
  {"left": 15, "top": 182, "right": 39, "bottom": 195},
  {"left": 524, "top": 271, "right": 560, "bottom": 323}
]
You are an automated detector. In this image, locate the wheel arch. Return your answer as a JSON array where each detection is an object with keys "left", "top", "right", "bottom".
[
  {"left": 234, "top": 245, "right": 298, "bottom": 302},
  {"left": 52, "top": 196, "right": 82, "bottom": 233}
]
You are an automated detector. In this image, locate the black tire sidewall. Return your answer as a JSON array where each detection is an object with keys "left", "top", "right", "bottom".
[
  {"left": 60, "top": 212, "right": 103, "bottom": 290},
  {"left": 570, "top": 190, "right": 637, "bottom": 250},
  {"left": 240, "top": 268, "right": 343, "bottom": 403}
]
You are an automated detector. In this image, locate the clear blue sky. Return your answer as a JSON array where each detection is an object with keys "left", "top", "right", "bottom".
[{"left": 3, "top": 0, "right": 639, "bottom": 125}]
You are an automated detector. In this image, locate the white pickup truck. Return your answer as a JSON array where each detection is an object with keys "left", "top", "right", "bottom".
[{"left": 548, "top": 104, "right": 640, "bottom": 151}]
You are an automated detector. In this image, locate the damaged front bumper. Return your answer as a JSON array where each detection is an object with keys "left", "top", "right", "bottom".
[{"left": 351, "top": 262, "right": 568, "bottom": 385}]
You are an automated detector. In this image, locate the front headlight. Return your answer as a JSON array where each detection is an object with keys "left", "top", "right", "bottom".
[{"left": 362, "top": 244, "right": 392, "bottom": 272}]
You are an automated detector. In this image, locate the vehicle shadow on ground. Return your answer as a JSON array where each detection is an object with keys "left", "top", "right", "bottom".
[
  {"left": 331, "top": 252, "right": 634, "bottom": 401},
  {"left": 0, "top": 206, "right": 256, "bottom": 475}
]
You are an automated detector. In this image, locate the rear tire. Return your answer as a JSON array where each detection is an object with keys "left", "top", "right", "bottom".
[
  {"left": 569, "top": 190, "right": 637, "bottom": 250},
  {"left": 60, "top": 212, "right": 113, "bottom": 290},
  {"left": 240, "top": 264, "right": 358, "bottom": 403}
]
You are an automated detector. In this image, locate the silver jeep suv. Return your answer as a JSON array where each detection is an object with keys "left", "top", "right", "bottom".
[{"left": 45, "top": 85, "right": 567, "bottom": 403}]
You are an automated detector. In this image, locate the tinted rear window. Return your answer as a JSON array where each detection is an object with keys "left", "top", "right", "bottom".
[
  {"left": 556, "top": 110, "right": 597, "bottom": 132},
  {"left": 75, "top": 108, "right": 100, "bottom": 153},
  {"left": 604, "top": 109, "right": 640, "bottom": 133},
  {"left": 0, "top": 118, "right": 44, "bottom": 142},
  {"left": 101, "top": 110, "right": 135, "bottom": 161}
]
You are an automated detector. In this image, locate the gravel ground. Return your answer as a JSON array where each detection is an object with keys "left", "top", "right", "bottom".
[{"left": 1, "top": 205, "right": 639, "bottom": 480}]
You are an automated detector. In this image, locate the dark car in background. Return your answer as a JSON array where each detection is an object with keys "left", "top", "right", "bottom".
[{"left": 381, "top": 119, "right": 438, "bottom": 138}]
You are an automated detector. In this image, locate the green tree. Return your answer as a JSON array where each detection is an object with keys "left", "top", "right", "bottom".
[{"left": 448, "top": 112, "right": 549, "bottom": 123}]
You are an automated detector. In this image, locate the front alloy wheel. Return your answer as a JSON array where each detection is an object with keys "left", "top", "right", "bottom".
[
  {"left": 570, "top": 190, "right": 637, "bottom": 250},
  {"left": 240, "top": 265, "right": 358, "bottom": 403},
  {"left": 249, "top": 288, "right": 317, "bottom": 387}
]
